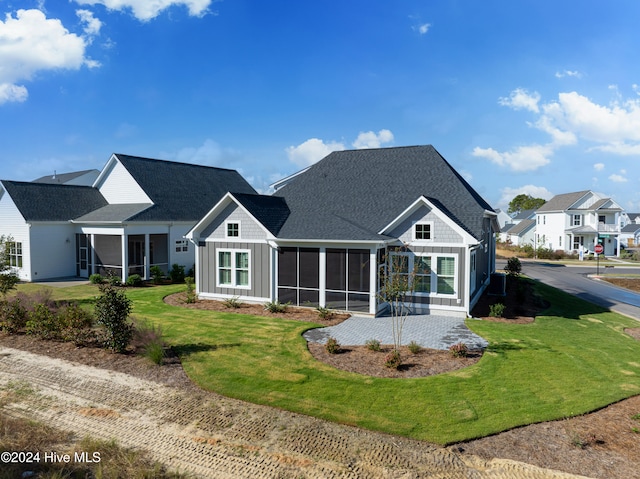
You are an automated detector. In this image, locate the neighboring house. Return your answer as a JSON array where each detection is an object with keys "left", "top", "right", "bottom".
[
  {"left": 535, "top": 190, "right": 624, "bottom": 256},
  {"left": 0, "top": 154, "right": 256, "bottom": 282},
  {"left": 499, "top": 209, "right": 536, "bottom": 244},
  {"left": 494, "top": 209, "right": 512, "bottom": 229},
  {"left": 620, "top": 223, "right": 640, "bottom": 249},
  {"left": 33, "top": 169, "right": 100, "bottom": 186},
  {"left": 187, "top": 145, "right": 499, "bottom": 317}
]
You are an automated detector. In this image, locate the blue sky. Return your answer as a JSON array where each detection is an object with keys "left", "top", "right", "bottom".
[{"left": 2, "top": 1, "right": 640, "bottom": 212}]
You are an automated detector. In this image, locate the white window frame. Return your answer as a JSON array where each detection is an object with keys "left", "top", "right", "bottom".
[
  {"left": 216, "top": 248, "right": 251, "bottom": 289},
  {"left": 572, "top": 214, "right": 582, "bottom": 227},
  {"left": 175, "top": 239, "right": 188, "bottom": 253},
  {"left": 388, "top": 251, "right": 457, "bottom": 297},
  {"left": 9, "top": 242, "right": 22, "bottom": 268},
  {"left": 412, "top": 222, "right": 433, "bottom": 242},
  {"left": 225, "top": 221, "right": 241, "bottom": 238}
]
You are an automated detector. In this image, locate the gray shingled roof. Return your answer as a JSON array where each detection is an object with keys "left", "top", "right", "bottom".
[
  {"left": 537, "top": 191, "right": 590, "bottom": 212},
  {"left": 113, "top": 154, "right": 257, "bottom": 222},
  {"left": 233, "top": 193, "right": 290, "bottom": 236},
  {"left": 272, "top": 145, "right": 494, "bottom": 241},
  {"left": 33, "top": 169, "right": 99, "bottom": 185},
  {"left": 73, "top": 204, "right": 152, "bottom": 223},
  {"left": 1, "top": 180, "right": 108, "bottom": 222},
  {"left": 508, "top": 218, "right": 535, "bottom": 236}
]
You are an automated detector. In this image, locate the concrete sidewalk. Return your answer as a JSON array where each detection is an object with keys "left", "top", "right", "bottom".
[{"left": 303, "top": 314, "right": 488, "bottom": 350}]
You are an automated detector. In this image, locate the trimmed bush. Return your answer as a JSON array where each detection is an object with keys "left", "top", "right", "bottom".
[
  {"left": 89, "top": 274, "right": 104, "bottom": 284},
  {"left": 59, "top": 303, "right": 95, "bottom": 346},
  {"left": 0, "top": 298, "right": 27, "bottom": 334},
  {"left": 150, "top": 266, "right": 164, "bottom": 285},
  {"left": 365, "top": 338, "right": 381, "bottom": 351},
  {"left": 489, "top": 302, "right": 506, "bottom": 317},
  {"left": 449, "top": 342, "right": 469, "bottom": 358},
  {"left": 169, "top": 264, "right": 185, "bottom": 284},
  {"left": 384, "top": 349, "right": 402, "bottom": 369},
  {"left": 505, "top": 257, "right": 522, "bottom": 277},
  {"left": 325, "top": 337, "right": 340, "bottom": 354},
  {"left": 94, "top": 284, "right": 133, "bottom": 353},
  {"left": 126, "top": 274, "right": 143, "bottom": 287},
  {"left": 25, "top": 303, "right": 62, "bottom": 340}
]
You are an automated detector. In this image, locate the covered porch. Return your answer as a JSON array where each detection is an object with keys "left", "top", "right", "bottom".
[{"left": 75, "top": 230, "right": 169, "bottom": 282}]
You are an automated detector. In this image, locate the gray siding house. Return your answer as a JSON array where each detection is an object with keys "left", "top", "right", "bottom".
[
  {"left": 0, "top": 154, "right": 255, "bottom": 282},
  {"left": 188, "top": 146, "right": 499, "bottom": 317}
]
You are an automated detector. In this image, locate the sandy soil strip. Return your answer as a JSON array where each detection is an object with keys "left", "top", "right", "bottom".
[{"left": 0, "top": 346, "right": 592, "bottom": 478}]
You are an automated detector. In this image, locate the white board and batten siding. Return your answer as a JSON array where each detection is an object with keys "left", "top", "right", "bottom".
[
  {"left": 0, "top": 186, "right": 32, "bottom": 280},
  {"left": 96, "top": 159, "right": 151, "bottom": 205},
  {"left": 29, "top": 224, "right": 77, "bottom": 280}
]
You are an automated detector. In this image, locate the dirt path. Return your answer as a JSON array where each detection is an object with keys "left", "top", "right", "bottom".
[{"left": 0, "top": 346, "right": 593, "bottom": 479}]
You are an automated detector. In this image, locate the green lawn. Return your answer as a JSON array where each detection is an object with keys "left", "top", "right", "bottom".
[{"left": 14, "top": 281, "right": 640, "bottom": 444}]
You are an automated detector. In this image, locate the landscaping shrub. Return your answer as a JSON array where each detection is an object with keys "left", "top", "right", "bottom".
[
  {"left": 489, "top": 302, "right": 506, "bottom": 317},
  {"left": 107, "top": 274, "right": 122, "bottom": 286},
  {"left": 315, "top": 306, "right": 333, "bottom": 320},
  {"left": 325, "top": 337, "right": 340, "bottom": 354},
  {"left": 0, "top": 298, "right": 27, "bottom": 334},
  {"left": 126, "top": 274, "right": 143, "bottom": 287},
  {"left": 264, "top": 300, "right": 288, "bottom": 314},
  {"left": 449, "top": 342, "right": 469, "bottom": 358},
  {"left": 222, "top": 296, "right": 241, "bottom": 309},
  {"left": 384, "top": 349, "right": 402, "bottom": 369},
  {"left": 150, "top": 266, "right": 164, "bottom": 285},
  {"left": 504, "top": 257, "right": 522, "bottom": 277},
  {"left": 184, "top": 277, "right": 196, "bottom": 304},
  {"left": 89, "top": 273, "right": 104, "bottom": 284},
  {"left": 25, "top": 303, "right": 62, "bottom": 340},
  {"left": 408, "top": 340, "right": 422, "bottom": 354},
  {"left": 169, "top": 264, "right": 185, "bottom": 284},
  {"left": 94, "top": 284, "right": 133, "bottom": 353},
  {"left": 365, "top": 338, "right": 381, "bottom": 351},
  {"left": 59, "top": 303, "right": 95, "bottom": 346}
]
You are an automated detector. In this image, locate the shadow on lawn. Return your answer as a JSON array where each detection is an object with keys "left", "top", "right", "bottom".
[{"left": 171, "top": 342, "right": 241, "bottom": 357}]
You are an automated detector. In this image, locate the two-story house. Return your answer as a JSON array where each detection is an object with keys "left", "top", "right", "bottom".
[{"left": 535, "top": 190, "right": 623, "bottom": 256}]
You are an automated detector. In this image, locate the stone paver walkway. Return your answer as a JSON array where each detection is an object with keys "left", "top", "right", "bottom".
[{"left": 303, "top": 314, "right": 489, "bottom": 350}]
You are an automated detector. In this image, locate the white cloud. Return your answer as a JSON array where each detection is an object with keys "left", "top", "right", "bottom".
[
  {"left": 497, "top": 185, "right": 554, "bottom": 210},
  {"left": 555, "top": 70, "right": 582, "bottom": 79},
  {"left": 593, "top": 162, "right": 605, "bottom": 171},
  {"left": 0, "top": 9, "right": 95, "bottom": 105},
  {"left": 76, "top": 9, "right": 102, "bottom": 38},
  {"left": 75, "top": 0, "right": 212, "bottom": 21},
  {"left": 416, "top": 22, "right": 431, "bottom": 35},
  {"left": 0, "top": 83, "right": 28, "bottom": 104},
  {"left": 286, "top": 138, "right": 345, "bottom": 167},
  {"left": 499, "top": 88, "right": 540, "bottom": 113},
  {"left": 352, "top": 129, "right": 394, "bottom": 149},
  {"left": 472, "top": 144, "right": 552, "bottom": 172},
  {"left": 609, "top": 173, "right": 628, "bottom": 183},
  {"left": 173, "top": 138, "right": 226, "bottom": 165}
]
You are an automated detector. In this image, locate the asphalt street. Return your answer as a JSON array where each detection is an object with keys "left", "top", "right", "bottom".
[{"left": 496, "top": 259, "right": 640, "bottom": 321}]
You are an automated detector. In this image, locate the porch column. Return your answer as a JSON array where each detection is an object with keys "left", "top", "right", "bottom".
[
  {"left": 90, "top": 234, "right": 96, "bottom": 276},
  {"left": 319, "top": 248, "right": 326, "bottom": 308},
  {"left": 144, "top": 234, "right": 150, "bottom": 280},
  {"left": 121, "top": 234, "right": 127, "bottom": 283},
  {"left": 369, "top": 248, "right": 377, "bottom": 315}
]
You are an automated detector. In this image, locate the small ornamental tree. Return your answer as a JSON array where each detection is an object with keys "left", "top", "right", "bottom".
[
  {"left": 376, "top": 248, "right": 416, "bottom": 368},
  {"left": 504, "top": 257, "right": 522, "bottom": 277},
  {"left": 94, "top": 283, "right": 133, "bottom": 353},
  {"left": 0, "top": 235, "right": 20, "bottom": 297}
]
